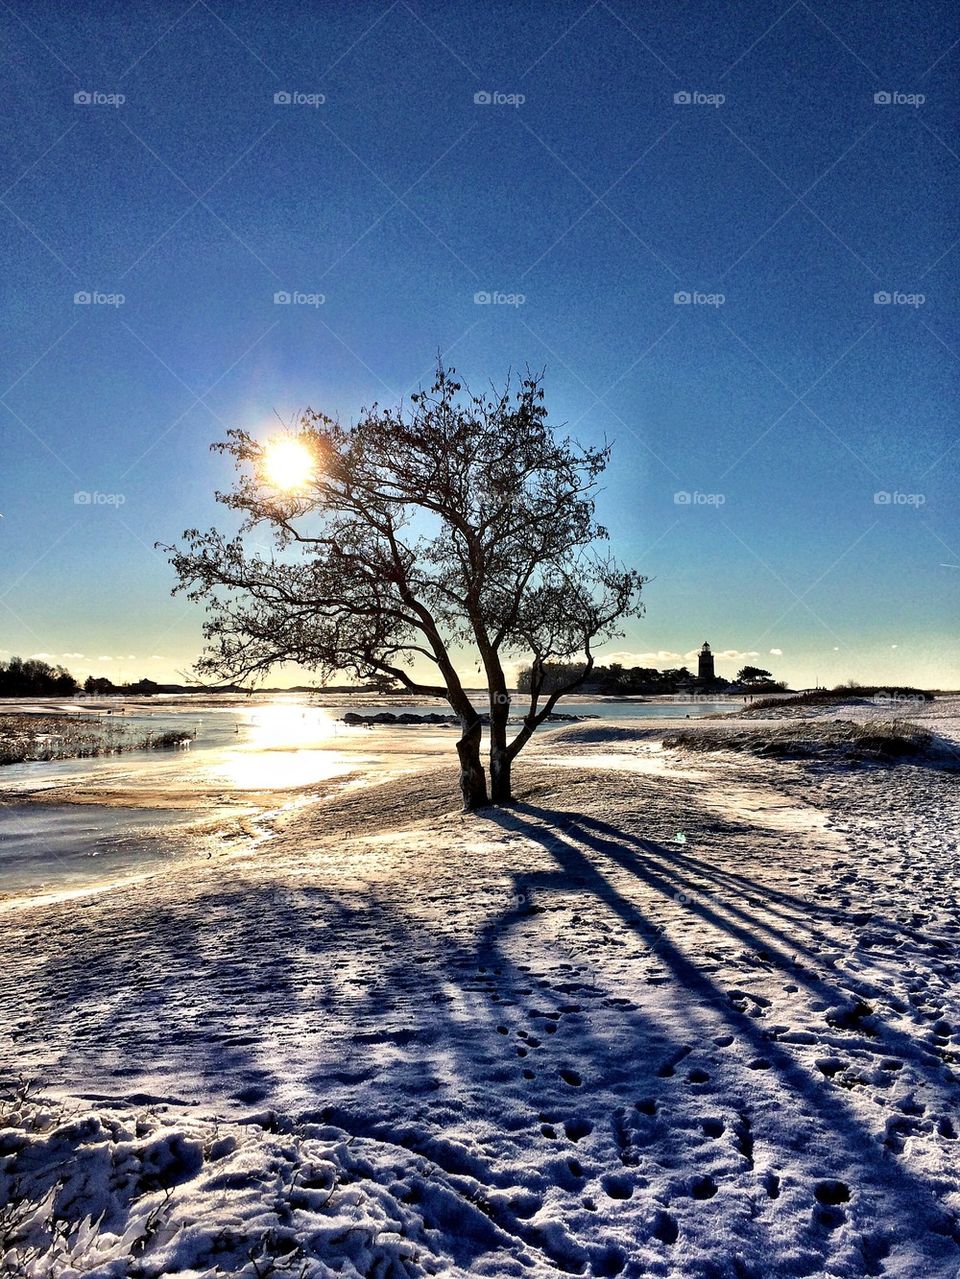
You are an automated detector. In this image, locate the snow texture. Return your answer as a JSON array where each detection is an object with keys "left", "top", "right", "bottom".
[{"left": 2, "top": 700, "right": 960, "bottom": 1277}]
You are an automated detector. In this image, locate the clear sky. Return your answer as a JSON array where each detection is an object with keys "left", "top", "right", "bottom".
[{"left": 1, "top": 0, "right": 957, "bottom": 690}]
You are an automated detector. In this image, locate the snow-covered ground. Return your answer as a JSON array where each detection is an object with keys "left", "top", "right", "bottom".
[{"left": 2, "top": 701, "right": 960, "bottom": 1277}]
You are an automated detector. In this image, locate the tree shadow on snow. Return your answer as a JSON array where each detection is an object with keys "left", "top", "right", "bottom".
[{"left": 479, "top": 801, "right": 960, "bottom": 1266}]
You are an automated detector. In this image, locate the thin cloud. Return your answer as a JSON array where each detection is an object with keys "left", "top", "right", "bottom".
[{"left": 604, "top": 649, "right": 685, "bottom": 665}]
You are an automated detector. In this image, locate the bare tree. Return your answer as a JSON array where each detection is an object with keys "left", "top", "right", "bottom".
[{"left": 164, "top": 364, "right": 645, "bottom": 809}]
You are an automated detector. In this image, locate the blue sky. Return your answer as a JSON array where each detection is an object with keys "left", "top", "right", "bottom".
[{"left": 1, "top": 0, "right": 957, "bottom": 689}]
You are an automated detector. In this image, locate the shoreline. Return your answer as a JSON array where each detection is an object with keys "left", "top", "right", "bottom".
[{"left": 1, "top": 697, "right": 956, "bottom": 903}]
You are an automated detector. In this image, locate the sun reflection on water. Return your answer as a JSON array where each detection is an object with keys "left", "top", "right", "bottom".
[
  {"left": 206, "top": 703, "right": 356, "bottom": 790},
  {"left": 244, "top": 703, "right": 338, "bottom": 749}
]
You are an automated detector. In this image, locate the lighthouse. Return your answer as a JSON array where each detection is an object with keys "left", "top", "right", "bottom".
[{"left": 697, "top": 641, "right": 715, "bottom": 686}]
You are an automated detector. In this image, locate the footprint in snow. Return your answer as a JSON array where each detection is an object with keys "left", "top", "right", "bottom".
[
  {"left": 564, "top": 1117, "right": 592, "bottom": 1141},
  {"left": 651, "top": 1209, "right": 678, "bottom": 1244},
  {"left": 884, "top": 1115, "right": 920, "bottom": 1152},
  {"left": 815, "top": 1056, "right": 846, "bottom": 1078},
  {"left": 602, "top": 1173, "right": 633, "bottom": 1199},
  {"left": 814, "top": 1179, "right": 850, "bottom": 1205},
  {"left": 657, "top": 1045, "right": 693, "bottom": 1077},
  {"left": 691, "top": 1175, "right": 718, "bottom": 1199},
  {"left": 813, "top": 1179, "right": 850, "bottom": 1230}
]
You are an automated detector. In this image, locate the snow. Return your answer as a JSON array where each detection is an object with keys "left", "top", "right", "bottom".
[{"left": 2, "top": 700, "right": 960, "bottom": 1276}]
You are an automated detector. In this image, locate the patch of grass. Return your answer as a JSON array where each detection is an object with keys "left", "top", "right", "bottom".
[
  {"left": 736, "top": 687, "right": 933, "bottom": 718},
  {"left": 0, "top": 714, "right": 192, "bottom": 765},
  {"left": 146, "top": 730, "right": 194, "bottom": 749},
  {"left": 663, "top": 719, "right": 938, "bottom": 763}
]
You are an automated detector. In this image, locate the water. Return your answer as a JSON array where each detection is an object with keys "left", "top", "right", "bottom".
[
  {"left": 0, "top": 694, "right": 740, "bottom": 896},
  {"left": 0, "top": 805, "right": 196, "bottom": 897}
]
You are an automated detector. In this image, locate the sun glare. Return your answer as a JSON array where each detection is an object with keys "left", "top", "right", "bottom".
[
  {"left": 263, "top": 438, "right": 314, "bottom": 491},
  {"left": 205, "top": 704, "right": 352, "bottom": 789}
]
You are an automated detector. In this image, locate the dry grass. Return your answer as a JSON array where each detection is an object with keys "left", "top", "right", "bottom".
[
  {"left": 0, "top": 714, "right": 191, "bottom": 765},
  {"left": 663, "top": 719, "right": 938, "bottom": 763},
  {"left": 736, "top": 688, "right": 932, "bottom": 718}
]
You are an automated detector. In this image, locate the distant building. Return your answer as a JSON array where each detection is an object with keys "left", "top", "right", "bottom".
[
  {"left": 697, "top": 641, "right": 716, "bottom": 686},
  {"left": 127, "top": 678, "right": 159, "bottom": 694}
]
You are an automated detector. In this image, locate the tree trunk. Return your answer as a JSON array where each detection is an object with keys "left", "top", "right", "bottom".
[
  {"left": 490, "top": 746, "right": 513, "bottom": 805},
  {"left": 487, "top": 687, "right": 514, "bottom": 805},
  {"left": 456, "top": 717, "right": 488, "bottom": 810}
]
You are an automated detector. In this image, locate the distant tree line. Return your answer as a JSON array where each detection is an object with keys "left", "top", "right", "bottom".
[
  {"left": 0, "top": 656, "right": 146, "bottom": 698},
  {"left": 84, "top": 675, "right": 117, "bottom": 694},
  {"left": 0, "top": 656, "right": 80, "bottom": 697},
  {"left": 736, "top": 665, "right": 786, "bottom": 690},
  {"left": 515, "top": 660, "right": 786, "bottom": 695},
  {"left": 516, "top": 661, "right": 697, "bottom": 695},
  {"left": 0, "top": 657, "right": 337, "bottom": 699}
]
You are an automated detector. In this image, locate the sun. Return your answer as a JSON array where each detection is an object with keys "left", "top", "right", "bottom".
[{"left": 263, "top": 438, "right": 314, "bottom": 491}]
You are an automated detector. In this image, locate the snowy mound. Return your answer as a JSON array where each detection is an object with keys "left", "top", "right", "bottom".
[
  {"left": 547, "top": 723, "right": 651, "bottom": 747},
  {"left": 663, "top": 719, "right": 941, "bottom": 763}
]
